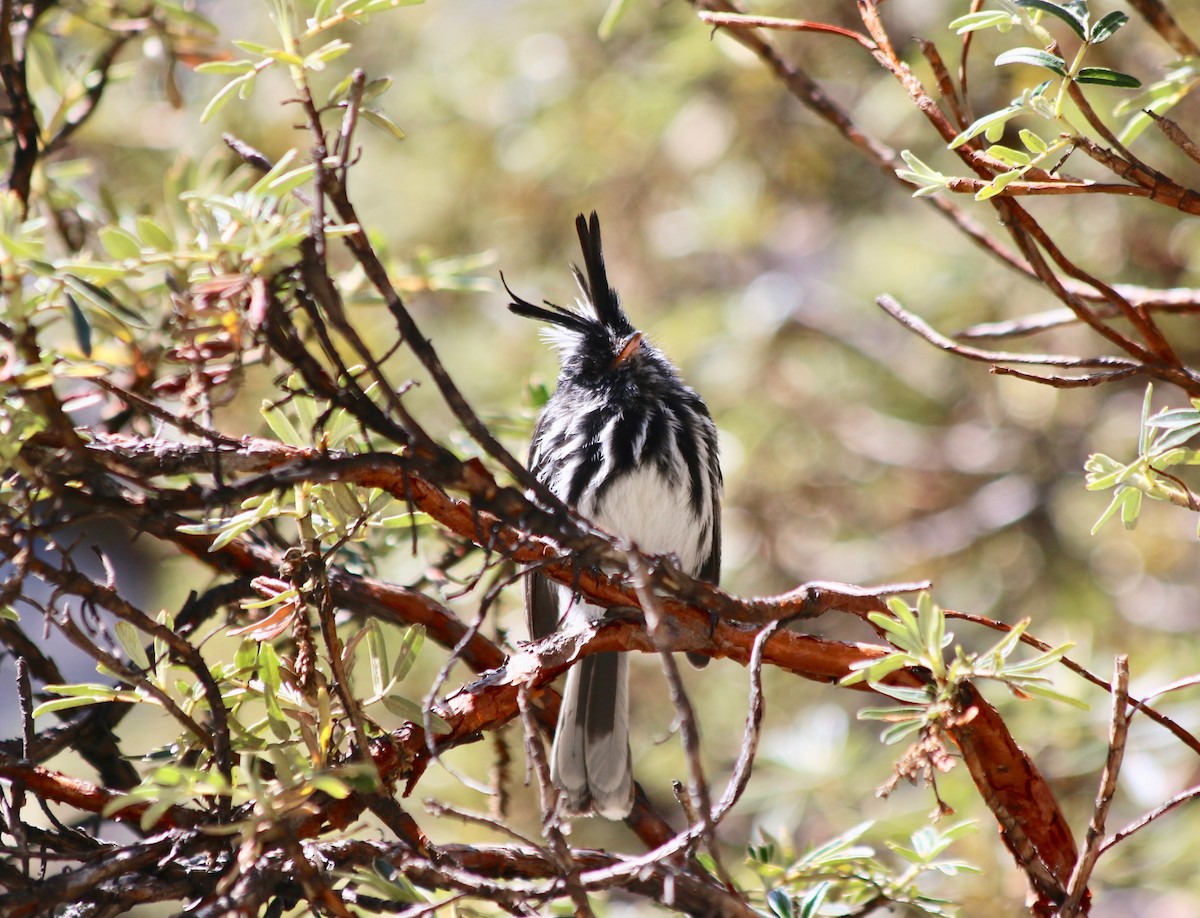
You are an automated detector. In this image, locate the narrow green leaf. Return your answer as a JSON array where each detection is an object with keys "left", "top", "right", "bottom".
[
  {"left": 1090, "top": 487, "right": 1127, "bottom": 534},
  {"left": 360, "top": 108, "right": 406, "bottom": 142},
  {"left": 64, "top": 294, "right": 92, "bottom": 357},
  {"left": 201, "top": 73, "right": 254, "bottom": 123},
  {"left": 57, "top": 262, "right": 129, "bottom": 282},
  {"left": 870, "top": 681, "right": 933, "bottom": 705},
  {"left": 115, "top": 621, "right": 151, "bottom": 670},
  {"left": 1120, "top": 486, "right": 1142, "bottom": 528},
  {"left": 392, "top": 623, "right": 425, "bottom": 682},
  {"left": 98, "top": 226, "right": 142, "bottom": 260},
  {"left": 195, "top": 59, "right": 256, "bottom": 75},
  {"left": 1076, "top": 67, "right": 1142, "bottom": 89},
  {"left": 261, "top": 399, "right": 304, "bottom": 446},
  {"left": 867, "top": 612, "right": 920, "bottom": 651},
  {"left": 948, "top": 10, "right": 1015, "bottom": 34},
  {"left": 1004, "top": 642, "right": 1075, "bottom": 674},
  {"left": 259, "top": 642, "right": 283, "bottom": 692},
  {"left": 1089, "top": 11, "right": 1128, "bottom": 44},
  {"left": 981, "top": 618, "right": 1030, "bottom": 663},
  {"left": 368, "top": 620, "right": 388, "bottom": 697},
  {"left": 986, "top": 143, "right": 1032, "bottom": 166},
  {"left": 976, "top": 168, "right": 1023, "bottom": 201},
  {"left": 1151, "top": 422, "right": 1200, "bottom": 452},
  {"left": 266, "top": 163, "right": 316, "bottom": 196},
  {"left": 880, "top": 718, "right": 927, "bottom": 744},
  {"left": 308, "top": 775, "right": 353, "bottom": 798},
  {"left": 1019, "top": 129, "right": 1049, "bottom": 153},
  {"left": 1017, "top": 681, "right": 1091, "bottom": 709},
  {"left": 303, "top": 39, "right": 351, "bottom": 71},
  {"left": 1014, "top": 0, "right": 1088, "bottom": 42},
  {"left": 899, "top": 149, "right": 940, "bottom": 179},
  {"left": 995, "top": 47, "right": 1067, "bottom": 77},
  {"left": 381, "top": 694, "right": 452, "bottom": 734},
  {"left": 839, "top": 653, "right": 912, "bottom": 686},
  {"left": 136, "top": 216, "right": 174, "bottom": 252},
  {"left": 766, "top": 888, "right": 793, "bottom": 918},
  {"left": 798, "top": 881, "right": 832, "bottom": 918},
  {"left": 33, "top": 695, "right": 111, "bottom": 716}
]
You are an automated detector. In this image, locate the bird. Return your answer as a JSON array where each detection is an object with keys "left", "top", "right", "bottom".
[{"left": 506, "top": 211, "right": 722, "bottom": 819}]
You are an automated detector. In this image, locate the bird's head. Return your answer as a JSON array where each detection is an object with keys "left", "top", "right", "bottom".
[{"left": 506, "top": 212, "right": 670, "bottom": 392}]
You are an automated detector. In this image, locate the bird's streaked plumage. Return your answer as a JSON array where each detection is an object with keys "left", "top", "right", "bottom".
[{"left": 508, "top": 212, "right": 722, "bottom": 819}]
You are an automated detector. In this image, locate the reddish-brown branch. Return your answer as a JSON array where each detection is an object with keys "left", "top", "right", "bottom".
[{"left": 0, "top": 759, "right": 199, "bottom": 830}]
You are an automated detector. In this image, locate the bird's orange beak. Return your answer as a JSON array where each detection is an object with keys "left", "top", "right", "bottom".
[{"left": 613, "top": 332, "right": 643, "bottom": 368}]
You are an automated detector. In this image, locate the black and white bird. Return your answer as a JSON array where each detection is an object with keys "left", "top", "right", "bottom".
[{"left": 507, "top": 212, "right": 722, "bottom": 819}]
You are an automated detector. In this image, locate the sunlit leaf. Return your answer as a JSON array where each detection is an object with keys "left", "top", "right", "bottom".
[
  {"left": 995, "top": 48, "right": 1067, "bottom": 77},
  {"left": 1076, "top": 67, "right": 1141, "bottom": 89},
  {"left": 1014, "top": 0, "right": 1088, "bottom": 42}
]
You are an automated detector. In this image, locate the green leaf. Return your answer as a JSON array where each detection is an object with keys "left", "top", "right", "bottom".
[
  {"left": 261, "top": 399, "right": 305, "bottom": 446},
  {"left": 303, "top": 39, "right": 351, "bottom": 71},
  {"left": 868, "top": 612, "right": 920, "bottom": 652},
  {"left": 1152, "top": 422, "right": 1200, "bottom": 452},
  {"left": 32, "top": 696, "right": 108, "bottom": 716},
  {"left": 259, "top": 642, "right": 283, "bottom": 692},
  {"left": 98, "top": 226, "right": 142, "bottom": 260},
  {"left": 201, "top": 73, "right": 255, "bottom": 123},
  {"left": 995, "top": 48, "right": 1067, "bottom": 77},
  {"left": 1003, "top": 642, "right": 1075, "bottom": 674},
  {"left": 1140, "top": 382, "right": 1156, "bottom": 455},
  {"left": 979, "top": 620, "right": 1030, "bottom": 667},
  {"left": 65, "top": 294, "right": 92, "bottom": 357},
  {"left": 194, "top": 59, "right": 256, "bottom": 75},
  {"left": 1091, "top": 486, "right": 1134, "bottom": 534},
  {"left": 1120, "top": 485, "right": 1142, "bottom": 528},
  {"left": 57, "top": 261, "right": 129, "bottom": 282},
  {"left": 308, "top": 774, "right": 353, "bottom": 798},
  {"left": 115, "top": 620, "right": 151, "bottom": 670},
  {"left": 391, "top": 624, "right": 425, "bottom": 682},
  {"left": 949, "top": 104, "right": 1021, "bottom": 149},
  {"left": 1146, "top": 407, "right": 1200, "bottom": 429},
  {"left": 899, "top": 149, "right": 941, "bottom": 179},
  {"left": 62, "top": 274, "right": 146, "bottom": 327},
  {"left": 870, "top": 681, "right": 933, "bottom": 705},
  {"left": 880, "top": 718, "right": 927, "bottom": 744},
  {"left": 948, "top": 10, "right": 1015, "bottom": 34},
  {"left": 368, "top": 619, "right": 388, "bottom": 697},
  {"left": 360, "top": 108, "right": 406, "bottom": 142},
  {"left": 987, "top": 144, "right": 1032, "bottom": 167},
  {"left": 840, "top": 652, "right": 912, "bottom": 686},
  {"left": 1019, "top": 129, "right": 1049, "bottom": 154},
  {"left": 798, "top": 881, "right": 832, "bottom": 918},
  {"left": 381, "top": 694, "right": 452, "bottom": 734},
  {"left": 135, "top": 216, "right": 174, "bottom": 252},
  {"left": 1016, "top": 681, "right": 1090, "bottom": 709},
  {"left": 1015, "top": 0, "right": 1088, "bottom": 42},
  {"left": 766, "top": 888, "right": 793, "bottom": 918},
  {"left": 1089, "top": 11, "right": 1128, "bottom": 44},
  {"left": 266, "top": 163, "right": 316, "bottom": 196},
  {"left": 1076, "top": 67, "right": 1142, "bottom": 89},
  {"left": 976, "top": 168, "right": 1024, "bottom": 201}
]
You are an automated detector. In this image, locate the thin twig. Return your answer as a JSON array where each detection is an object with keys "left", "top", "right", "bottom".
[{"left": 1061, "top": 656, "right": 1130, "bottom": 915}]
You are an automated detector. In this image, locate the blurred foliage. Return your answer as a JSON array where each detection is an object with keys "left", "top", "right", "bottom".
[{"left": 7, "top": 0, "right": 1200, "bottom": 914}]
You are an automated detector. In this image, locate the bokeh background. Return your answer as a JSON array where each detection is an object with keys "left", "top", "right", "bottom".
[{"left": 23, "top": 0, "right": 1200, "bottom": 914}]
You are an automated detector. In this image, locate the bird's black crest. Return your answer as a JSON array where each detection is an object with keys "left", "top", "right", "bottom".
[{"left": 505, "top": 212, "right": 634, "bottom": 338}]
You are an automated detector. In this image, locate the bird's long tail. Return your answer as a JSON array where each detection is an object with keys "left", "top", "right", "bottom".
[{"left": 551, "top": 651, "right": 633, "bottom": 819}]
